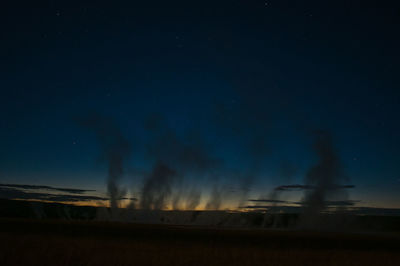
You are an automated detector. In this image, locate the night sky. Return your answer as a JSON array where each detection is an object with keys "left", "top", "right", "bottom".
[{"left": 1, "top": 0, "right": 399, "bottom": 209}]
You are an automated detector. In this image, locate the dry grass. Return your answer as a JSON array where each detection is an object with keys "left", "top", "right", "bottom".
[{"left": 0, "top": 219, "right": 399, "bottom": 266}]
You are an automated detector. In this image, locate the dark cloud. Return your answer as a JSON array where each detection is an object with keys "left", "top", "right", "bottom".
[
  {"left": 274, "top": 184, "right": 355, "bottom": 191},
  {"left": 0, "top": 186, "right": 136, "bottom": 203},
  {"left": 247, "top": 199, "right": 359, "bottom": 207},
  {"left": 324, "top": 200, "right": 360, "bottom": 207},
  {"left": 0, "top": 187, "right": 107, "bottom": 202},
  {"left": 274, "top": 184, "right": 316, "bottom": 191},
  {"left": 241, "top": 205, "right": 302, "bottom": 213},
  {"left": 349, "top": 207, "right": 400, "bottom": 216},
  {"left": 248, "top": 199, "right": 296, "bottom": 204},
  {"left": 0, "top": 183, "right": 95, "bottom": 194}
]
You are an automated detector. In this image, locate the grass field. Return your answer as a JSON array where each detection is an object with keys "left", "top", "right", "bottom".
[{"left": 0, "top": 219, "right": 399, "bottom": 266}]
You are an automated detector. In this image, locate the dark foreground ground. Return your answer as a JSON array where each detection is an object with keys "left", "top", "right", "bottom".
[{"left": 0, "top": 219, "right": 399, "bottom": 266}]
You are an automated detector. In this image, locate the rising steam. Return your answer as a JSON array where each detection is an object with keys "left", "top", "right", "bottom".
[
  {"left": 78, "top": 114, "right": 131, "bottom": 211},
  {"left": 140, "top": 162, "right": 176, "bottom": 210},
  {"left": 301, "top": 130, "right": 351, "bottom": 215}
]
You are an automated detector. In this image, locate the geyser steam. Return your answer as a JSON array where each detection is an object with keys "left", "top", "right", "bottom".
[
  {"left": 78, "top": 114, "right": 131, "bottom": 211},
  {"left": 302, "top": 130, "right": 350, "bottom": 215}
]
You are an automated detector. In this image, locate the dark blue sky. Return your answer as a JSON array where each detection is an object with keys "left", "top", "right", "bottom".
[{"left": 1, "top": 0, "right": 399, "bottom": 208}]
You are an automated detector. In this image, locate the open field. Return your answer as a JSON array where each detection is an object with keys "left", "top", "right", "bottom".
[{"left": 0, "top": 219, "right": 399, "bottom": 266}]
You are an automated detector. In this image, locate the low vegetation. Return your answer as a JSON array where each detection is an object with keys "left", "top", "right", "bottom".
[{"left": 0, "top": 219, "right": 399, "bottom": 266}]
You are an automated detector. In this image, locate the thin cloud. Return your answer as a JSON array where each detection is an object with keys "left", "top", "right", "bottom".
[
  {"left": 0, "top": 183, "right": 95, "bottom": 194},
  {"left": 274, "top": 184, "right": 355, "bottom": 191},
  {"left": 0, "top": 185, "right": 136, "bottom": 203}
]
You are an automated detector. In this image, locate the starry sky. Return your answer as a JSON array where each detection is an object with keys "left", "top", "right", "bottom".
[{"left": 1, "top": 0, "right": 399, "bottom": 209}]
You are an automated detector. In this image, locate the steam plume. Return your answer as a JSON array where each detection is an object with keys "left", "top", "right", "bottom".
[
  {"left": 140, "top": 162, "right": 176, "bottom": 210},
  {"left": 141, "top": 114, "right": 221, "bottom": 210},
  {"left": 302, "top": 131, "right": 349, "bottom": 215},
  {"left": 78, "top": 114, "right": 131, "bottom": 211}
]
